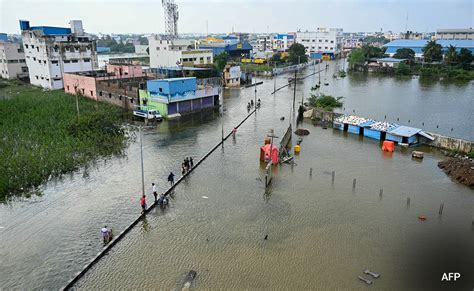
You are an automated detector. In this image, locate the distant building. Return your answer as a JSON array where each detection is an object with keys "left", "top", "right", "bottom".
[
  {"left": 295, "top": 28, "right": 343, "bottom": 59},
  {"left": 377, "top": 57, "right": 407, "bottom": 68},
  {"left": 272, "top": 33, "right": 295, "bottom": 52},
  {"left": 399, "top": 31, "right": 425, "bottom": 40},
  {"left": 134, "top": 44, "right": 148, "bottom": 55},
  {"left": 139, "top": 77, "right": 219, "bottom": 118},
  {"left": 223, "top": 65, "right": 241, "bottom": 88},
  {"left": 198, "top": 41, "right": 253, "bottom": 58},
  {"left": 96, "top": 47, "right": 111, "bottom": 53},
  {"left": 435, "top": 29, "right": 474, "bottom": 40},
  {"left": 0, "top": 37, "right": 28, "bottom": 80},
  {"left": 148, "top": 35, "right": 213, "bottom": 68},
  {"left": 384, "top": 39, "right": 474, "bottom": 59},
  {"left": 20, "top": 20, "right": 97, "bottom": 89},
  {"left": 63, "top": 64, "right": 147, "bottom": 109},
  {"left": 0, "top": 33, "right": 8, "bottom": 42},
  {"left": 252, "top": 34, "right": 273, "bottom": 52}
]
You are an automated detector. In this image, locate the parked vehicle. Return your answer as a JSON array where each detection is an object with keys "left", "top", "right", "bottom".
[{"left": 133, "top": 107, "right": 162, "bottom": 121}]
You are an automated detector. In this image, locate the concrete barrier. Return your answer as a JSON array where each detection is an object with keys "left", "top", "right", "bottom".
[
  {"left": 62, "top": 108, "right": 257, "bottom": 290},
  {"left": 424, "top": 132, "right": 473, "bottom": 153}
]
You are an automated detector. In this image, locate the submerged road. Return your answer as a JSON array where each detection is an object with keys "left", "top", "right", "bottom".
[{"left": 0, "top": 60, "right": 473, "bottom": 289}]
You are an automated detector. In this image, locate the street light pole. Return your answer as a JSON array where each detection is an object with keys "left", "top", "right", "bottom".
[
  {"left": 139, "top": 125, "right": 145, "bottom": 196},
  {"left": 254, "top": 71, "right": 257, "bottom": 107}
]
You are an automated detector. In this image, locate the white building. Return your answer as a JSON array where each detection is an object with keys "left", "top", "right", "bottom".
[
  {"left": 134, "top": 44, "right": 148, "bottom": 55},
  {"left": 20, "top": 20, "right": 97, "bottom": 89},
  {"left": 148, "top": 35, "right": 213, "bottom": 68},
  {"left": 435, "top": 29, "right": 474, "bottom": 40},
  {"left": 0, "top": 40, "right": 28, "bottom": 79},
  {"left": 296, "top": 28, "right": 343, "bottom": 59},
  {"left": 252, "top": 34, "right": 273, "bottom": 52}
]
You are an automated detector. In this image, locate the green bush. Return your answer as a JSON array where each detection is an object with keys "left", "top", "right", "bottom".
[{"left": 307, "top": 94, "right": 343, "bottom": 111}]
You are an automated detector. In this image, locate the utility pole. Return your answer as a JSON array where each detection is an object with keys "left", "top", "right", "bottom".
[
  {"left": 273, "top": 62, "right": 276, "bottom": 94},
  {"left": 254, "top": 71, "right": 257, "bottom": 107},
  {"left": 139, "top": 125, "right": 145, "bottom": 197},
  {"left": 292, "top": 65, "right": 297, "bottom": 109}
]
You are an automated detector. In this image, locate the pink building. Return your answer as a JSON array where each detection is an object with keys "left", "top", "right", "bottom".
[
  {"left": 63, "top": 71, "right": 102, "bottom": 100},
  {"left": 106, "top": 64, "right": 144, "bottom": 78}
]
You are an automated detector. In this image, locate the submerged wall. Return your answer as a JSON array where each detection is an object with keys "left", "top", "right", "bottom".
[{"left": 424, "top": 133, "right": 473, "bottom": 153}]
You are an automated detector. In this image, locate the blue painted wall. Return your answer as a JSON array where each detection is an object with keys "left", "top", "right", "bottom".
[
  {"left": 364, "top": 128, "right": 381, "bottom": 140},
  {"left": 348, "top": 124, "right": 360, "bottom": 134},
  {"left": 385, "top": 133, "right": 402, "bottom": 143},
  {"left": 147, "top": 78, "right": 196, "bottom": 96}
]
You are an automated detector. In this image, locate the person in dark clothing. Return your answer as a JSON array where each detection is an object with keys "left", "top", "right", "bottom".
[
  {"left": 181, "top": 163, "right": 186, "bottom": 175},
  {"left": 152, "top": 183, "right": 157, "bottom": 202},
  {"left": 168, "top": 172, "right": 175, "bottom": 186},
  {"left": 190, "top": 157, "right": 194, "bottom": 168}
]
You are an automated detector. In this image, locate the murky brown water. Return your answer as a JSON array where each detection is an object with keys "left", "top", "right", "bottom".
[{"left": 1, "top": 61, "right": 472, "bottom": 290}]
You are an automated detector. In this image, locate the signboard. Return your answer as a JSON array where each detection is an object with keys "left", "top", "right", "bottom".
[
  {"left": 237, "top": 43, "right": 243, "bottom": 49},
  {"left": 229, "top": 66, "right": 241, "bottom": 79}
]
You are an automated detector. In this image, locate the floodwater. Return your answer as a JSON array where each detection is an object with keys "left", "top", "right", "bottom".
[{"left": 0, "top": 61, "right": 472, "bottom": 290}]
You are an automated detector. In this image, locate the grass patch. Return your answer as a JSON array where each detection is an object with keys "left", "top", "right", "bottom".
[{"left": 0, "top": 80, "right": 130, "bottom": 201}]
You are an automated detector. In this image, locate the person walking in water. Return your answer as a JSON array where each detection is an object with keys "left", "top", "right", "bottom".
[
  {"left": 152, "top": 183, "right": 157, "bottom": 202},
  {"left": 101, "top": 225, "right": 110, "bottom": 244},
  {"left": 189, "top": 157, "right": 194, "bottom": 168},
  {"left": 140, "top": 194, "right": 147, "bottom": 214},
  {"left": 168, "top": 172, "right": 175, "bottom": 186}
]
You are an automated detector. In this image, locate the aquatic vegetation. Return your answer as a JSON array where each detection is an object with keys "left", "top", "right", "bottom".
[{"left": 0, "top": 81, "right": 130, "bottom": 201}]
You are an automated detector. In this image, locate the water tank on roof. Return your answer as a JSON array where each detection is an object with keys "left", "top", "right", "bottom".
[
  {"left": 19, "top": 20, "right": 30, "bottom": 31},
  {"left": 69, "top": 20, "right": 84, "bottom": 36}
]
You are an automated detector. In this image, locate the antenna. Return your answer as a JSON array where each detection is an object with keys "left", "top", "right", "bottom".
[
  {"left": 206, "top": 19, "right": 208, "bottom": 38},
  {"left": 162, "top": 0, "right": 179, "bottom": 38},
  {"left": 405, "top": 12, "right": 408, "bottom": 32}
]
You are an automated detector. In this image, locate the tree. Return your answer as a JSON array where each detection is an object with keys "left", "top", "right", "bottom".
[
  {"left": 422, "top": 40, "right": 443, "bottom": 62},
  {"left": 444, "top": 45, "right": 458, "bottom": 65},
  {"left": 270, "top": 52, "right": 282, "bottom": 65},
  {"left": 395, "top": 63, "right": 411, "bottom": 75},
  {"left": 362, "top": 44, "right": 385, "bottom": 59},
  {"left": 348, "top": 48, "right": 365, "bottom": 68},
  {"left": 457, "top": 48, "right": 473, "bottom": 68},
  {"left": 213, "top": 52, "right": 229, "bottom": 72},
  {"left": 287, "top": 43, "right": 308, "bottom": 65},
  {"left": 307, "top": 94, "right": 343, "bottom": 111},
  {"left": 394, "top": 48, "right": 415, "bottom": 62}
]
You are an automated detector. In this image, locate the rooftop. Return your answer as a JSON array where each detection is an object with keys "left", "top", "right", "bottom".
[
  {"left": 436, "top": 28, "right": 474, "bottom": 33},
  {"left": 378, "top": 57, "right": 407, "bottom": 62},
  {"left": 153, "top": 77, "right": 196, "bottom": 82},
  {"left": 384, "top": 39, "right": 474, "bottom": 48}
]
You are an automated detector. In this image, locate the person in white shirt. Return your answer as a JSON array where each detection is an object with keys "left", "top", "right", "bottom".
[{"left": 101, "top": 226, "right": 110, "bottom": 244}]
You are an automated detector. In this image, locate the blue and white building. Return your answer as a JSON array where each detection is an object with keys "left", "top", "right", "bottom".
[
  {"left": 20, "top": 20, "right": 97, "bottom": 89},
  {"left": 272, "top": 33, "right": 295, "bottom": 52},
  {"left": 139, "top": 77, "right": 219, "bottom": 118},
  {"left": 383, "top": 39, "right": 474, "bottom": 59}
]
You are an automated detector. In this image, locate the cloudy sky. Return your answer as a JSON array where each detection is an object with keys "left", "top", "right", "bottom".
[{"left": 0, "top": 0, "right": 472, "bottom": 34}]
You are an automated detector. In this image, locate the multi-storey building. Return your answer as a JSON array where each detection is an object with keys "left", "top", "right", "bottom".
[
  {"left": 272, "top": 33, "right": 295, "bottom": 52},
  {"left": 20, "top": 20, "right": 97, "bottom": 89},
  {"left": 296, "top": 28, "right": 343, "bottom": 59},
  {"left": 0, "top": 38, "right": 28, "bottom": 80},
  {"left": 148, "top": 35, "right": 213, "bottom": 68},
  {"left": 435, "top": 29, "right": 474, "bottom": 40}
]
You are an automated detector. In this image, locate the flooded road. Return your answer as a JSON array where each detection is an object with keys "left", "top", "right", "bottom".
[{"left": 0, "top": 61, "right": 472, "bottom": 289}]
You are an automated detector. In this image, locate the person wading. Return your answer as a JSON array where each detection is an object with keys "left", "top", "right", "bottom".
[
  {"left": 140, "top": 194, "right": 147, "bottom": 214},
  {"left": 101, "top": 226, "right": 110, "bottom": 244},
  {"left": 168, "top": 172, "right": 175, "bottom": 186},
  {"left": 152, "top": 183, "right": 157, "bottom": 202}
]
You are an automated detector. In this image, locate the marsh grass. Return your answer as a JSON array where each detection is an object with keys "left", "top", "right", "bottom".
[{"left": 0, "top": 80, "right": 131, "bottom": 201}]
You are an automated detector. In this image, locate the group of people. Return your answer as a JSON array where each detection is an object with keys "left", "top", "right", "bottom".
[
  {"left": 247, "top": 99, "right": 261, "bottom": 111},
  {"left": 181, "top": 157, "right": 194, "bottom": 175}
]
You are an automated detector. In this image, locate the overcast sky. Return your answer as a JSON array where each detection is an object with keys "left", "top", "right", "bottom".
[{"left": 0, "top": 0, "right": 473, "bottom": 34}]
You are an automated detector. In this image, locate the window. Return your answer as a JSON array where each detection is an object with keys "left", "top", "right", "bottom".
[
  {"left": 330, "top": 47, "right": 333, "bottom": 50},
  {"left": 67, "top": 86, "right": 70, "bottom": 90},
  {"left": 156, "top": 47, "right": 160, "bottom": 50},
  {"left": 69, "top": 47, "right": 74, "bottom": 52},
  {"left": 84, "top": 59, "right": 90, "bottom": 62},
  {"left": 312, "top": 39, "right": 315, "bottom": 42},
  {"left": 325, "top": 39, "right": 328, "bottom": 42},
  {"left": 36, "top": 47, "right": 39, "bottom": 52},
  {"left": 330, "top": 40, "right": 334, "bottom": 43},
  {"left": 40, "top": 76, "right": 44, "bottom": 79},
  {"left": 200, "top": 57, "right": 204, "bottom": 61},
  {"left": 81, "top": 89, "right": 85, "bottom": 94},
  {"left": 31, "top": 45, "right": 35, "bottom": 48},
  {"left": 164, "top": 47, "right": 166, "bottom": 50},
  {"left": 159, "top": 88, "right": 163, "bottom": 92},
  {"left": 72, "top": 60, "right": 78, "bottom": 63},
  {"left": 33, "top": 57, "right": 36, "bottom": 61},
  {"left": 52, "top": 60, "right": 58, "bottom": 64},
  {"left": 193, "top": 58, "right": 196, "bottom": 61},
  {"left": 109, "top": 93, "right": 112, "bottom": 98},
  {"left": 90, "top": 91, "right": 93, "bottom": 96},
  {"left": 64, "top": 60, "right": 70, "bottom": 63},
  {"left": 325, "top": 47, "right": 328, "bottom": 49},
  {"left": 99, "top": 91, "right": 103, "bottom": 96},
  {"left": 119, "top": 95, "right": 122, "bottom": 100},
  {"left": 54, "top": 46, "right": 59, "bottom": 52},
  {"left": 207, "top": 57, "right": 211, "bottom": 61},
  {"left": 319, "top": 39, "right": 322, "bottom": 42},
  {"left": 25, "top": 44, "right": 29, "bottom": 48}
]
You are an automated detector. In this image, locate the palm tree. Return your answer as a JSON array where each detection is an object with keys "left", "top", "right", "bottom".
[
  {"left": 422, "top": 40, "right": 443, "bottom": 63},
  {"left": 444, "top": 45, "right": 457, "bottom": 65}
]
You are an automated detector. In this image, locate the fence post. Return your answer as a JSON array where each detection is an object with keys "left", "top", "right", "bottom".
[{"left": 331, "top": 171, "right": 335, "bottom": 185}]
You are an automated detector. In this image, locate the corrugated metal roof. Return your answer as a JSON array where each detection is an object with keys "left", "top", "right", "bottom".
[
  {"left": 388, "top": 126, "right": 421, "bottom": 137},
  {"left": 418, "top": 131, "right": 435, "bottom": 140},
  {"left": 378, "top": 57, "right": 406, "bottom": 62},
  {"left": 384, "top": 39, "right": 474, "bottom": 48}
]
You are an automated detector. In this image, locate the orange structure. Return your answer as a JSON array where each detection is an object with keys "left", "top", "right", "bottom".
[
  {"left": 260, "top": 144, "right": 279, "bottom": 165},
  {"left": 382, "top": 140, "right": 395, "bottom": 152}
]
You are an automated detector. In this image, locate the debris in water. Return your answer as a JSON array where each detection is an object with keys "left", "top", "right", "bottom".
[
  {"left": 280, "top": 116, "right": 285, "bottom": 121},
  {"left": 358, "top": 276, "right": 372, "bottom": 285},
  {"left": 181, "top": 270, "right": 197, "bottom": 290},
  {"left": 418, "top": 215, "right": 427, "bottom": 221},
  {"left": 201, "top": 196, "right": 209, "bottom": 199},
  {"left": 264, "top": 235, "right": 268, "bottom": 240},
  {"left": 294, "top": 128, "right": 310, "bottom": 136},
  {"left": 364, "top": 270, "right": 380, "bottom": 279}
]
